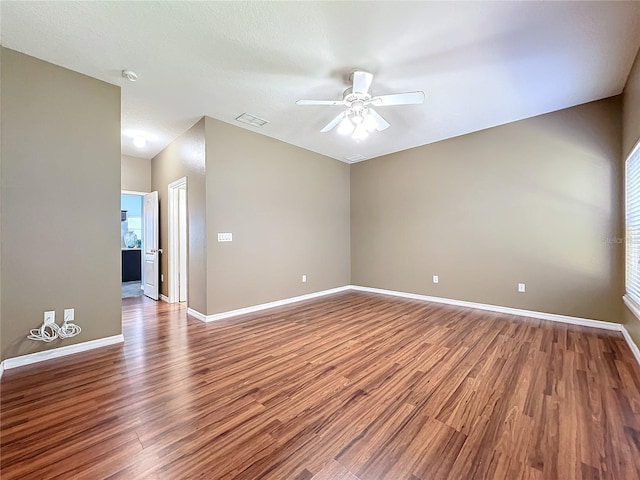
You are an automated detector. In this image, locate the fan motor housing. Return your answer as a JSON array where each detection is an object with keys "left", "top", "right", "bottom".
[{"left": 343, "top": 87, "right": 371, "bottom": 105}]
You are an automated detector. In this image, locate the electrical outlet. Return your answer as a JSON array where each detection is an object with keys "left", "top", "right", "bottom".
[
  {"left": 433, "top": 275, "right": 439, "bottom": 284},
  {"left": 161, "top": 274, "right": 164, "bottom": 282},
  {"left": 64, "top": 308, "right": 74, "bottom": 322},
  {"left": 302, "top": 274, "right": 307, "bottom": 283},
  {"left": 518, "top": 283, "right": 526, "bottom": 293},
  {"left": 44, "top": 311, "right": 55, "bottom": 325}
]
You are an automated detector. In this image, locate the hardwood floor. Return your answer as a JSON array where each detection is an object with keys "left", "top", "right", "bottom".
[{"left": 1, "top": 291, "right": 639, "bottom": 479}]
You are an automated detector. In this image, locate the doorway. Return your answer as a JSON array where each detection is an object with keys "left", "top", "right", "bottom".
[
  {"left": 168, "top": 178, "right": 188, "bottom": 304},
  {"left": 121, "top": 192, "right": 144, "bottom": 298}
]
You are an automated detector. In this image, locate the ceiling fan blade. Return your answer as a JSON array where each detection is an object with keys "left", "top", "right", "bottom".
[
  {"left": 367, "top": 108, "right": 390, "bottom": 131},
  {"left": 369, "top": 91, "right": 425, "bottom": 106},
  {"left": 352, "top": 71, "right": 374, "bottom": 95},
  {"left": 320, "top": 111, "right": 346, "bottom": 133},
  {"left": 296, "top": 99, "right": 345, "bottom": 106}
]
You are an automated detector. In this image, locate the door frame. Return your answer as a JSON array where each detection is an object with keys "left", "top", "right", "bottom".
[{"left": 168, "top": 177, "right": 188, "bottom": 304}]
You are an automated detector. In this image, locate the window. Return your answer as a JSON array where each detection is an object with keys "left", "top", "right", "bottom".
[{"left": 626, "top": 142, "right": 640, "bottom": 306}]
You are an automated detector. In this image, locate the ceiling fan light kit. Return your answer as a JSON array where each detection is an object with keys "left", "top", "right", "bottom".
[
  {"left": 352, "top": 123, "right": 369, "bottom": 141},
  {"left": 296, "top": 70, "right": 425, "bottom": 142},
  {"left": 337, "top": 116, "right": 355, "bottom": 135}
]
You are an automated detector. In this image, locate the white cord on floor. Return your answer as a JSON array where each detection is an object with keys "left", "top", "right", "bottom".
[{"left": 27, "top": 320, "right": 81, "bottom": 342}]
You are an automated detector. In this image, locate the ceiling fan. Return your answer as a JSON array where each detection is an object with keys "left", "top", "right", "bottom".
[{"left": 296, "top": 71, "right": 425, "bottom": 141}]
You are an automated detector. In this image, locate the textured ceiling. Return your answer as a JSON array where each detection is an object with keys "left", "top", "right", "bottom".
[{"left": 2, "top": 1, "right": 640, "bottom": 163}]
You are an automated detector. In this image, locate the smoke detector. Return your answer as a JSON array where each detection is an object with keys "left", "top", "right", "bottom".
[{"left": 122, "top": 70, "right": 138, "bottom": 82}]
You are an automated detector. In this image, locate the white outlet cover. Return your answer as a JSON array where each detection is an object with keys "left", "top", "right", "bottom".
[
  {"left": 518, "top": 283, "right": 526, "bottom": 292},
  {"left": 433, "top": 275, "right": 439, "bottom": 284},
  {"left": 302, "top": 274, "right": 307, "bottom": 283},
  {"left": 218, "top": 232, "right": 233, "bottom": 242},
  {"left": 64, "top": 308, "right": 75, "bottom": 322},
  {"left": 44, "top": 311, "right": 55, "bottom": 325}
]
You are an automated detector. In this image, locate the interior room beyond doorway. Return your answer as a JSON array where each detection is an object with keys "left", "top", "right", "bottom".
[{"left": 121, "top": 193, "right": 144, "bottom": 298}]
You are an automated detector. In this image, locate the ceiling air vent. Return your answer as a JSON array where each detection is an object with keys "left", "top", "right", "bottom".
[
  {"left": 235, "top": 113, "right": 269, "bottom": 128},
  {"left": 344, "top": 154, "right": 366, "bottom": 163}
]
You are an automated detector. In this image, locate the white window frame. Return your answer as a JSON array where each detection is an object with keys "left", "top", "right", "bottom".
[{"left": 624, "top": 139, "right": 640, "bottom": 318}]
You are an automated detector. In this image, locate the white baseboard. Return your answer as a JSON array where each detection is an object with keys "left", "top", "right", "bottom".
[
  {"left": 2, "top": 287, "right": 637, "bottom": 375},
  {"left": 621, "top": 327, "right": 640, "bottom": 367},
  {"left": 187, "top": 307, "right": 207, "bottom": 321},
  {"left": 192, "top": 286, "right": 352, "bottom": 322},
  {"left": 160, "top": 294, "right": 170, "bottom": 303},
  {"left": 185, "top": 284, "right": 639, "bottom": 368},
  {"left": 2, "top": 334, "right": 125, "bottom": 371},
  {"left": 351, "top": 285, "right": 622, "bottom": 331},
  {"left": 351, "top": 285, "right": 640, "bottom": 368}
]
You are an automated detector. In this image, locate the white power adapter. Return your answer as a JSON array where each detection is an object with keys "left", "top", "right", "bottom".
[{"left": 28, "top": 309, "right": 81, "bottom": 342}]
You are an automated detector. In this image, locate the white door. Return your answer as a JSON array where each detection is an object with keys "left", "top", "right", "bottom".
[{"left": 143, "top": 191, "right": 160, "bottom": 300}]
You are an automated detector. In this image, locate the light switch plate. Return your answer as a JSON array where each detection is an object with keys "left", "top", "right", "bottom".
[
  {"left": 64, "top": 308, "right": 74, "bottom": 322},
  {"left": 218, "top": 232, "right": 233, "bottom": 242}
]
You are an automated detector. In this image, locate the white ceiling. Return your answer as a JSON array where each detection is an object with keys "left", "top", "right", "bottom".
[{"left": 2, "top": 1, "right": 640, "bottom": 163}]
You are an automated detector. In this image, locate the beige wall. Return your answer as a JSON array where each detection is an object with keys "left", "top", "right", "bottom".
[
  {"left": 121, "top": 154, "right": 151, "bottom": 192},
  {"left": 352, "top": 98, "right": 623, "bottom": 323},
  {"left": 623, "top": 46, "right": 640, "bottom": 347},
  {"left": 203, "top": 117, "right": 351, "bottom": 315},
  {"left": 0, "top": 45, "right": 3, "bottom": 362},
  {"left": 151, "top": 119, "right": 207, "bottom": 313},
  {"left": 623, "top": 47, "right": 640, "bottom": 159},
  {"left": 1, "top": 48, "right": 121, "bottom": 360}
]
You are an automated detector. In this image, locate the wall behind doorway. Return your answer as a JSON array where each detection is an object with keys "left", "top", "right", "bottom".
[
  {"left": 151, "top": 119, "right": 207, "bottom": 313},
  {"left": 122, "top": 155, "right": 151, "bottom": 193}
]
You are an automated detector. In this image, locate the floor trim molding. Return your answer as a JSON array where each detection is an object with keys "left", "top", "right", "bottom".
[
  {"left": 352, "top": 285, "right": 640, "bottom": 367},
  {"left": 187, "top": 307, "right": 207, "bottom": 321},
  {"left": 191, "top": 286, "right": 352, "bottom": 322},
  {"left": 2, "top": 334, "right": 125, "bottom": 371},
  {"left": 621, "top": 327, "right": 640, "bottom": 367},
  {"left": 170, "top": 285, "right": 640, "bottom": 368},
  {"left": 3, "top": 287, "right": 639, "bottom": 374},
  {"left": 351, "top": 285, "right": 622, "bottom": 331},
  {"left": 160, "top": 294, "right": 170, "bottom": 303}
]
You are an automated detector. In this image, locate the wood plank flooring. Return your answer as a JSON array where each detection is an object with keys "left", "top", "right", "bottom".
[{"left": 1, "top": 291, "right": 640, "bottom": 479}]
